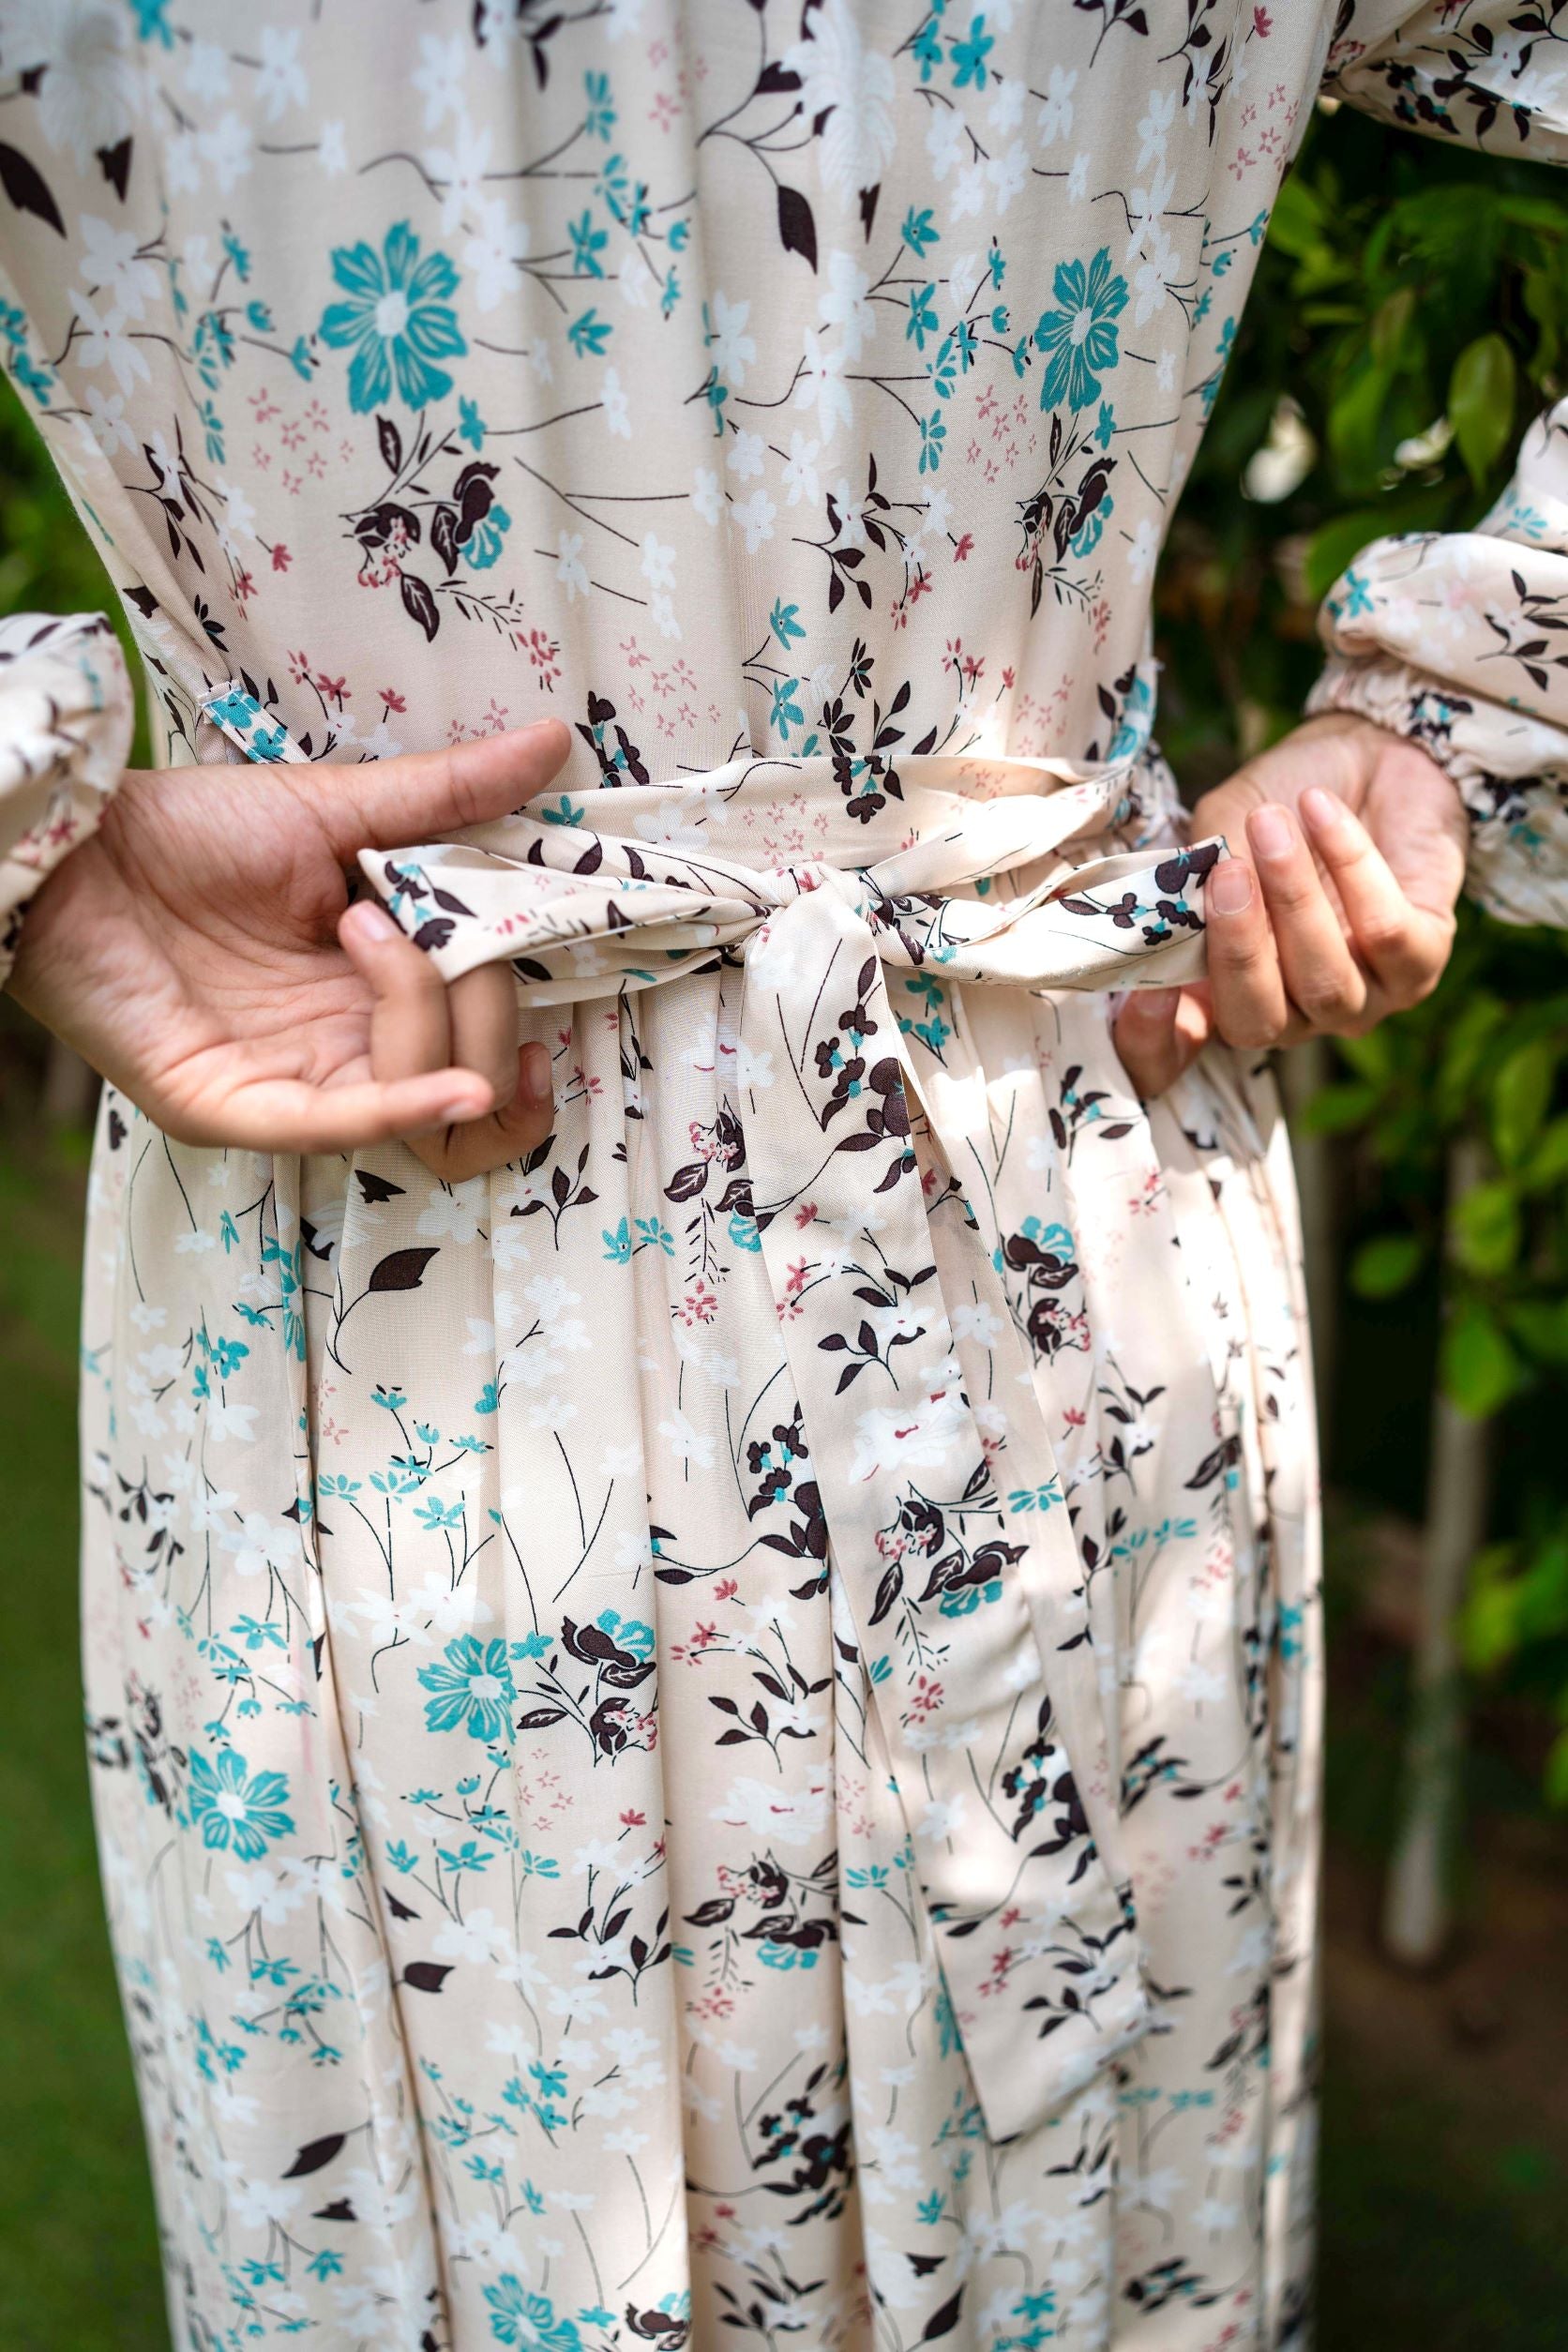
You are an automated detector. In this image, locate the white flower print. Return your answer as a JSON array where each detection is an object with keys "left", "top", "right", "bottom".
[
  {"left": 618, "top": 242, "right": 656, "bottom": 309},
  {"left": 1037, "top": 63, "right": 1078, "bottom": 146},
  {"left": 705, "top": 290, "right": 757, "bottom": 387},
  {"left": 711, "top": 1774, "right": 831, "bottom": 1849},
  {"left": 69, "top": 292, "right": 149, "bottom": 396},
  {"left": 198, "top": 113, "right": 253, "bottom": 195},
  {"left": 184, "top": 40, "right": 230, "bottom": 104},
  {"left": 818, "top": 249, "right": 877, "bottom": 361},
  {"left": 428, "top": 123, "right": 494, "bottom": 234},
  {"left": 640, "top": 535, "right": 676, "bottom": 592},
  {"left": 7, "top": 0, "right": 136, "bottom": 168},
  {"left": 219, "top": 1512, "right": 298, "bottom": 1580},
  {"left": 847, "top": 1355, "right": 967, "bottom": 1481},
  {"left": 987, "top": 141, "right": 1029, "bottom": 214},
  {"left": 411, "top": 31, "right": 466, "bottom": 129},
  {"left": 1134, "top": 227, "right": 1182, "bottom": 324},
  {"left": 416, "top": 1181, "right": 486, "bottom": 1243},
  {"left": 950, "top": 160, "right": 988, "bottom": 222},
  {"left": 783, "top": 0, "right": 897, "bottom": 208},
  {"left": 601, "top": 365, "right": 631, "bottom": 437},
  {"left": 78, "top": 215, "right": 158, "bottom": 319},
  {"left": 726, "top": 427, "right": 765, "bottom": 481},
  {"left": 1138, "top": 84, "right": 1178, "bottom": 171},
  {"left": 254, "top": 26, "right": 309, "bottom": 122},
  {"left": 555, "top": 529, "right": 591, "bottom": 599},
  {"left": 1126, "top": 514, "right": 1162, "bottom": 583},
  {"left": 730, "top": 488, "right": 776, "bottom": 553},
  {"left": 779, "top": 430, "right": 822, "bottom": 508},
  {"left": 80, "top": 385, "right": 133, "bottom": 458},
  {"left": 657, "top": 1410, "right": 715, "bottom": 1470},
  {"left": 1125, "top": 165, "right": 1177, "bottom": 264},
  {"left": 925, "top": 107, "right": 966, "bottom": 182},
  {"left": 793, "top": 329, "right": 852, "bottom": 442},
  {"left": 691, "top": 464, "right": 721, "bottom": 525}
]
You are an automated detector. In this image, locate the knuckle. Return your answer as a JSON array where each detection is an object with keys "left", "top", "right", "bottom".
[
  {"left": 1220, "top": 1008, "right": 1284, "bottom": 1050},
  {"left": 1260, "top": 868, "right": 1317, "bottom": 914},
  {"left": 1294, "top": 976, "right": 1362, "bottom": 1026},
  {"left": 1355, "top": 912, "right": 1410, "bottom": 964},
  {"left": 1214, "top": 932, "right": 1270, "bottom": 982}
]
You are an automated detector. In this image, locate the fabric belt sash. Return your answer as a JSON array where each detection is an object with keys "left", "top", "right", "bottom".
[{"left": 210, "top": 707, "right": 1219, "bottom": 2144}]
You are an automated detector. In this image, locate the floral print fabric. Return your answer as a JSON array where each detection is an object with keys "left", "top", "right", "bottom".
[
  {"left": 0, "top": 3, "right": 1562, "bottom": 2349},
  {"left": 1312, "top": 395, "right": 1568, "bottom": 927},
  {"left": 0, "top": 608, "right": 132, "bottom": 971}
]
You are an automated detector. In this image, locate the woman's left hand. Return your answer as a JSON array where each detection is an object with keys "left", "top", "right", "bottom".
[{"left": 1112, "top": 710, "right": 1470, "bottom": 1098}]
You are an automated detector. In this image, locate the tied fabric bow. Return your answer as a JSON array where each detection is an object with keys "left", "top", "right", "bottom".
[{"left": 207, "top": 704, "right": 1220, "bottom": 2143}]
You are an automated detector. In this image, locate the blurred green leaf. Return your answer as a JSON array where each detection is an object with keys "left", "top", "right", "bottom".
[
  {"left": 1453, "top": 1179, "right": 1522, "bottom": 1276},
  {"left": 1441, "top": 1298, "right": 1520, "bottom": 1418},
  {"left": 1545, "top": 1728, "right": 1568, "bottom": 1811},
  {"left": 1508, "top": 1298, "right": 1568, "bottom": 1364},
  {"left": 1521, "top": 1115, "right": 1568, "bottom": 1192},
  {"left": 1349, "top": 1232, "right": 1425, "bottom": 1299},
  {"left": 1491, "top": 1040, "right": 1555, "bottom": 1166},
  {"left": 1449, "top": 332, "right": 1517, "bottom": 486},
  {"left": 1299, "top": 1081, "right": 1380, "bottom": 1135}
]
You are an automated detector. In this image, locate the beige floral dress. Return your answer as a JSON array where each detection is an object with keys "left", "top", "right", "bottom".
[{"left": 2, "top": 4, "right": 1567, "bottom": 2347}]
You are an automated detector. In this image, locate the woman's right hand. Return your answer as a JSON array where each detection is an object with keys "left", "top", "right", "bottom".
[{"left": 8, "top": 719, "right": 570, "bottom": 1168}]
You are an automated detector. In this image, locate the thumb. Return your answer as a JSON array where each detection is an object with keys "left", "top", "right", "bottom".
[{"left": 291, "top": 717, "right": 573, "bottom": 861}]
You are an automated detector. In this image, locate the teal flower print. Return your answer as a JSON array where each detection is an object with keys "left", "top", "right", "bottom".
[
  {"left": 463, "top": 502, "right": 511, "bottom": 569},
  {"left": 483, "top": 2277, "right": 582, "bottom": 2348},
  {"left": 418, "top": 1636, "right": 517, "bottom": 1743},
  {"left": 1033, "top": 249, "right": 1128, "bottom": 413},
  {"left": 188, "top": 1748, "right": 295, "bottom": 1862},
  {"left": 318, "top": 221, "right": 467, "bottom": 413}
]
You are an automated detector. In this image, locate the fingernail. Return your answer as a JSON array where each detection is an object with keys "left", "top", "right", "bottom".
[
  {"left": 1129, "top": 987, "right": 1179, "bottom": 1020},
  {"left": 1302, "top": 785, "right": 1348, "bottom": 831},
  {"left": 1209, "top": 858, "right": 1254, "bottom": 914},
  {"left": 349, "top": 899, "right": 398, "bottom": 942},
  {"left": 521, "top": 1041, "right": 552, "bottom": 1105},
  {"left": 1248, "top": 805, "right": 1293, "bottom": 862},
  {"left": 439, "top": 1091, "right": 486, "bottom": 1123}
]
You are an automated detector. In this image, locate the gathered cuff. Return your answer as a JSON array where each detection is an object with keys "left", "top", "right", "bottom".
[
  {"left": 0, "top": 611, "right": 134, "bottom": 981},
  {"left": 1308, "top": 650, "right": 1568, "bottom": 929}
]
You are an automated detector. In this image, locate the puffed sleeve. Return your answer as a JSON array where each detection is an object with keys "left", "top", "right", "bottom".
[
  {"left": 0, "top": 610, "right": 133, "bottom": 981},
  {"left": 1307, "top": 3, "right": 1568, "bottom": 926}
]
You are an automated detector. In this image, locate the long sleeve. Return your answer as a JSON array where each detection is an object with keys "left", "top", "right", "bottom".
[
  {"left": 1308, "top": 3, "right": 1568, "bottom": 926},
  {"left": 0, "top": 611, "right": 133, "bottom": 982}
]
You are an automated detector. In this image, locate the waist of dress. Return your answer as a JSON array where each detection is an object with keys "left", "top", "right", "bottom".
[{"left": 351, "top": 747, "right": 1223, "bottom": 1003}]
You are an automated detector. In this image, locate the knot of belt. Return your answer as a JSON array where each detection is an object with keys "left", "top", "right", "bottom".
[{"left": 356, "top": 746, "right": 1221, "bottom": 2144}]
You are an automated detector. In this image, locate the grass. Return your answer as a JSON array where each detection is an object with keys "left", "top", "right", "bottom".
[
  {"left": 0, "top": 1140, "right": 166, "bottom": 2352},
  {"left": 0, "top": 1130, "right": 1564, "bottom": 2349}
]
